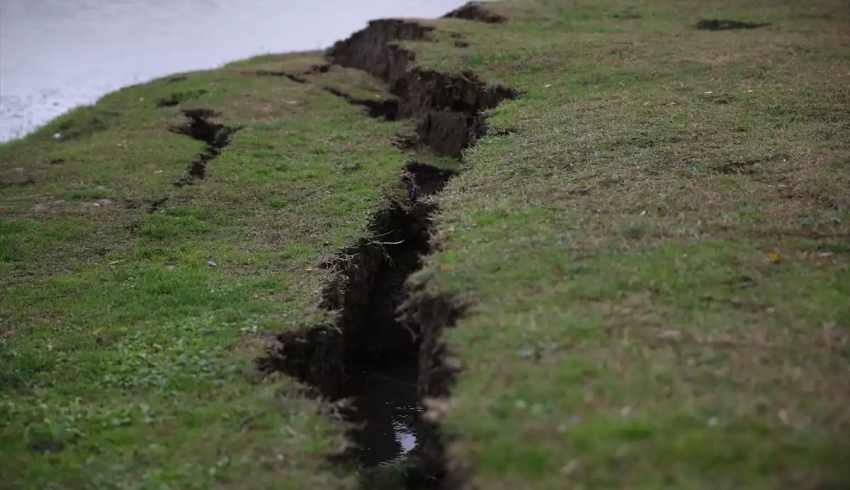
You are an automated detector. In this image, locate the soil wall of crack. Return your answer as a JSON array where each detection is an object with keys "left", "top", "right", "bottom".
[{"left": 329, "top": 20, "right": 516, "bottom": 158}]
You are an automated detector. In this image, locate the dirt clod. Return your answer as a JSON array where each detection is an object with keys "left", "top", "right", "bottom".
[{"left": 261, "top": 162, "right": 454, "bottom": 474}]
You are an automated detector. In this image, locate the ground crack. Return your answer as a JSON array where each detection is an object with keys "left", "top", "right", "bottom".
[
  {"left": 323, "top": 87, "right": 400, "bottom": 121},
  {"left": 260, "top": 162, "right": 458, "bottom": 487},
  {"left": 169, "top": 109, "right": 238, "bottom": 187},
  {"left": 696, "top": 19, "right": 770, "bottom": 30},
  {"left": 329, "top": 22, "right": 518, "bottom": 158}
]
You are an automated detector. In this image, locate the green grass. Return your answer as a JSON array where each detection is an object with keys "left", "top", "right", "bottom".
[
  {"left": 2, "top": 1, "right": 850, "bottom": 489},
  {"left": 409, "top": 1, "right": 850, "bottom": 488}
]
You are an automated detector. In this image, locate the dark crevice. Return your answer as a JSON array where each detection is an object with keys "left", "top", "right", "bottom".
[
  {"left": 323, "top": 87, "right": 400, "bottom": 121},
  {"left": 254, "top": 69, "right": 308, "bottom": 84},
  {"left": 403, "top": 163, "right": 457, "bottom": 201},
  {"left": 416, "top": 110, "right": 486, "bottom": 157},
  {"left": 328, "top": 20, "right": 435, "bottom": 87},
  {"left": 696, "top": 19, "right": 770, "bottom": 30},
  {"left": 260, "top": 162, "right": 458, "bottom": 487},
  {"left": 169, "top": 109, "right": 238, "bottom": 187},
  {"left": 261, "top": 14, "right": 516, "bottom": 490},
  {"left": 443, "top": 2, "right": 506, "bottom": 24}
]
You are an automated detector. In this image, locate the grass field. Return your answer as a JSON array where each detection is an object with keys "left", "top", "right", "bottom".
[{"left": 2, "top": 1, "right": 849, "bottom": 489}]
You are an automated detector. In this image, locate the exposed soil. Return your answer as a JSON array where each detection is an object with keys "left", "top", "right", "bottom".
[
  {"left": 329, "top": 21, "right": 517, "bottom": 158},
  {"left": 416, "top": 110, "right": 485, "bottom": 157},
  {"left": 443, "top": 2, "right": 506, "bottom": 24},
  {"left": 328, "top": 20, "right": 434, "bottom": 87},
  {"left": 169, "top": 109, "right": 237, "bottom": 187},
  {"left": 696, "top": 19, "right": 769, "bottom": 30},
  {"left": 402, "top": 163, "right": 457, "bottom": 200}
]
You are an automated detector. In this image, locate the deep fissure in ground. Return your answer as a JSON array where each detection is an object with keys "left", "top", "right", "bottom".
[
  {"left": 262, "top": 161, "right": 457, "bottom": 487},
  {"left": 261, "top": 8, "right": 514, "bottom": 489}
]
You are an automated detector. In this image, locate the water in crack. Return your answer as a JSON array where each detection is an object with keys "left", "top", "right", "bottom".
[{"left": 344, "top": 360, "right": 423, "bottom": 467}]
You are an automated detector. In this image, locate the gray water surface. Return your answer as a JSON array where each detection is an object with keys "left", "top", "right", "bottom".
[{"left": 0, "top": 0, "right": 465, "bottom": 142}]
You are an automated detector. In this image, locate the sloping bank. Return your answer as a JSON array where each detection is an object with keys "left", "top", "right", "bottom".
[{"left": 2, "top": 1, "right": 850, "bottom": 489}]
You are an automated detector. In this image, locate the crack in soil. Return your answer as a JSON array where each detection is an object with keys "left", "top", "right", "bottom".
[
  {"left": 261, "top": 162, "right": 460, "bottom": 488},
  {"left": 261, "top": 15, "right": 516, "bottom": 490},
  {"left": 169, "top": 109, "right": 238, "bottom": 187},
  {"left": 696, "top": 19, "right": 770, "bottom": 30},
  {"left": 329, "top": 22, "right": 517, "bottom": 158},
  {"left": 250, "top": 66, "right": 401, "bottom": 121},
  {"left": 323, "top": 86, "right": 400, "bottom": 121}
]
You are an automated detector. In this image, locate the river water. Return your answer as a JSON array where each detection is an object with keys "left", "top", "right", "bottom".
[{"left": 0, "top": 0, "right": 465, "bottom": 143}]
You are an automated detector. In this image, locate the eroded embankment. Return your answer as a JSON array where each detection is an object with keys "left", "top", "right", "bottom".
[{"left": 261, "top": 9, "right": 514, "bottom": 489}]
